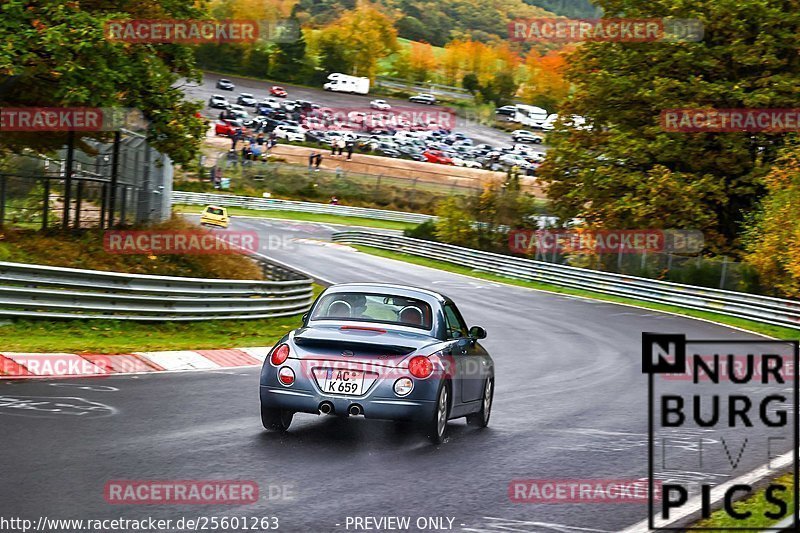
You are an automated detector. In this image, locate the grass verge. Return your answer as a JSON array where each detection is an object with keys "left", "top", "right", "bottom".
[
  {"left": 692, "top": 472, "right": 795, "bottom": 530},
  {"left": 174, "top": 204, "right": 417, "bottom": 231},
  {"left": 351, "top": 245, "right": 800, "bottom": 340},
  {"left": 0, "top": 315, "right": 301, "bottom": 354}
]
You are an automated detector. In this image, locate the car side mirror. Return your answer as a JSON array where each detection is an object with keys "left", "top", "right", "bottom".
[
  {"left": 302, "top": 312, "right": 308, "bottom": 323},
  {"left": 469, "top": 326, "right": 487, "bottom": 339}
]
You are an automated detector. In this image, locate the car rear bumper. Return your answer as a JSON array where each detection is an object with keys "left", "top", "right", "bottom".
[
  {"left": 260, "top": 385, "right": 436, "bottom": 422},
  {"left": 200, "top": 218, "right": 228, "bottom": 227}
]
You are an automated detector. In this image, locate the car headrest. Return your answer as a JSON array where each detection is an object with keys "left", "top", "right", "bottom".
[
  {"left": 399, "top": 306, "right": 423, "bottom": 326},
  {"left": 328, "top": 300, "right": 352, "bottom": 318}
]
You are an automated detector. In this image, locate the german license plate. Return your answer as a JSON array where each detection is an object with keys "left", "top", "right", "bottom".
[{"left": 321, "top": 368, "right": 365, "bottom": 395}]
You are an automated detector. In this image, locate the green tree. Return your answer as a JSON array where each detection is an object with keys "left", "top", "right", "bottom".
[
  {"left": 538, "top": 0, "right": 800, "bottom": 253},
  {"left": 434, "top": 197, "right": 478, "bottom": 247},
  {"left": 0, "top": 0, "right": 208, "bottom": 165},
  {"left": 462, "top": 73, "right": 480, "bottom": 95},
  {"left": 269, "top": 20, "right": 308, "bottom": 81},
  {"left": 479, "top": 71, "right": 518, "bottom": 107}
]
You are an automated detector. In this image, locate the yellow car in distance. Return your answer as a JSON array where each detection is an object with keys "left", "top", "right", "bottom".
[{"left": 200, "top": 205, "right": 229, "bottom": 228}]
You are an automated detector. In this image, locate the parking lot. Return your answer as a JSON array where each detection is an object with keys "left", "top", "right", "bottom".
[{"left": 182, "top": 72, "right": 549, "bottom": 175}]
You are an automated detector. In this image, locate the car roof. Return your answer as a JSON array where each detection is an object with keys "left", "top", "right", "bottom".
[{"left": 323, "top": 283, "right": 451, "bottom": 303}]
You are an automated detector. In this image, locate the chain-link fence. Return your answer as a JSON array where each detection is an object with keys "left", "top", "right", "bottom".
[
  {"left": 526, "top": 246, "right": 753, "bottom": 292},
  {"left": 0, "top": 131, "right": 172, "bottom": 230}
]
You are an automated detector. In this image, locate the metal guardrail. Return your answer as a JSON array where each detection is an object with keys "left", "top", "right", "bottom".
[
  {"left": 0, "top": 257, "right": 314, "bottom": 321},
  {"left": 173, "top": 191, "right": 435, "bottom": 225},
  {"left": 331, "top": 231, "right": 800, "bottom": 330}
]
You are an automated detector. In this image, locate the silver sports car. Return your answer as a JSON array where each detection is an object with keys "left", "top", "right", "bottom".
[{"left": 259, "top": 283, "right": 494, "bottom": 443}]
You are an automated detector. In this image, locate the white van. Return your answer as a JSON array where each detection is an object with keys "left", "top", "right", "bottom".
[{"left": 514, "top": 105, "right": 549, "bottom": 128}]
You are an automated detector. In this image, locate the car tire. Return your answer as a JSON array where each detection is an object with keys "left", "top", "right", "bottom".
[
  {"left": 425, "top": 381, "right": 451, "bottom": 444},
  {"left": 261, "top": 405, "right": 293, "bottom": 432},
  {"left": 466, "top": 377, "right": 493, "bottom": 428}
]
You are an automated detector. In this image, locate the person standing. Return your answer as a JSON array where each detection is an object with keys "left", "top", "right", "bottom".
[
  {"left": 308, "top": 150, "right": 316, "bottom": 170},
  {"left": 314, "top": 152, "right": 323, "bottom": 171},
  {"left": 337, "top": 138, "right": 346, "bottom": 156},
  {"left": 346, "top": 141, "right": 354, "bottom": 160}
]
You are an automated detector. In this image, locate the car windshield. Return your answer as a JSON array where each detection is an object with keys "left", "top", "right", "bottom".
[{"left": 310, "top": 292, "right": 433, "bottom": 329}]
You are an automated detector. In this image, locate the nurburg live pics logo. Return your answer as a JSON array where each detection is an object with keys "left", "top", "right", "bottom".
[{"left": 642, "top": 333, "right": 799, "bottom": 530}]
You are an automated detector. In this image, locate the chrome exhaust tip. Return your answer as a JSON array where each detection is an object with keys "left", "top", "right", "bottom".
[
  {"left": 348, "top": 404, "right": 362, "bottom": 416},
  {"left": 319, "top": 402, "right": 333, "bottom": 415}
]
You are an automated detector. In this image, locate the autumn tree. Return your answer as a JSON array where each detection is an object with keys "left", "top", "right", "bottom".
[
  {"left": 742, "top": 141, "right": 800, "bottom": 298},
  {"left": 538, "top": 0, "right": 800, "bottom": 253},
  {"left": 409, "top": 41, "right": 438, "bottom": 82},
  {"left": 314, "top": 3, "right": 397, "bottom": 79},
  {"left": 0, "top": 0, "right": 208, "bottom": 165},
  {"left": 519, "top": 48, "right": 571, "bottom": 111}
]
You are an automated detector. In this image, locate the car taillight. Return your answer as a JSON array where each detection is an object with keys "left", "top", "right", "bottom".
[
  {"left": 408, "top": 356, "right": 433, "bottom": 379},
  {"left": 271, "top": 344, "right": 290, "bottom": 366},
  {"left": 278, "top": 367, "right": 294, "bottom": 386}
]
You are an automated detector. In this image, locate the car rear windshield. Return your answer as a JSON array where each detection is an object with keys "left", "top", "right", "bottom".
[
  {"left": 206, "top": 207, "right": 224, "bottom": 215},
  {"left": 311, "top": 292, "right": 433, "bottom": 330}
]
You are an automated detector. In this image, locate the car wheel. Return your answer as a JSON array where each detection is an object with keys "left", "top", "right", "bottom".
[
  {"left": 425, "top": 381, "right": 450, "bottom": 444},
  {"left": 466, "top": 378, "right": 493, "bottom": 428},
  {"left": 261, "top": 405, "right": 293, "bottom": 432}
]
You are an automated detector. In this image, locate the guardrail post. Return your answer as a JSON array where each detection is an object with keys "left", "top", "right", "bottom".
[
  {"left": 720, "top": 257, "right": 728, "bottom": 289},
  {"left": 0, "top": 174, "right": 6, "bottom": 227},
  {"left": 99, "top": 183, "right": 108, "bottom": 228},
  {"left": 42, "top": 178, "right": 50, "bottom": 230},
  {"left": 108, "top": 131, "right": 121, "bottom": 228},
  {"left": 74, "top": 179, "right": 83, "bottom": 229},
  {"left": 62, "top": 131, "right": 75, "bottom": 229},
  {"left": 119, "top": 187, "right": 127, "bottom": 225}
]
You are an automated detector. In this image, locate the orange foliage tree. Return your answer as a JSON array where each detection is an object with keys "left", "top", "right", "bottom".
[
  {"left": 519, "top": 47, "right": 572, "bottom": 111},
  {"left": 742, "top": 142, "right": 800, "bottom": 298}
]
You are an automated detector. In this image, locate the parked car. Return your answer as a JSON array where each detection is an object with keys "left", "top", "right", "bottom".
[
  {"left": 237, "top": 93, "right": 257, "bottom": 107},
  {"left": 451, "top": 156, "right": 481, "bottom": 168},
  {"left": 423, "top": 150, "right": 454, "bottom": 165},
  {"left": 369, "top": 99, "right": 391, "bottom": 111},
  {"left": 225, "top": 104, "right": 249, "bottom": 120},
  {"left": 208, "top": 95, "right": 230, "bottom": 109},
  {"left": 377, "top": 148, "right": 402, "bottom": 158},
  {"left": 273, "top": 124, "right": 306, "bottom": 142},
  {"left": 200, "top": 205, "right": 229, "bottom": 228},
  {"left": 270, "top": 86, "right": 288, "bottom": 97},
  {"left": 258, "top": 283, "right": 494, "bottom": 444},
  {"left": 495, "top": 105, "right": 517, "bottom": 117},
  {"left": 409, "top": 93, "right": 436, "bottom": 105},
  {"left": 499, "top": 153, "right": 535, "bottom": 169},
  {"left": 511, "top": 130, "right": 544, "bottom": 144},
  {"left": 214, "top": 119, "right": 244, "bottom": 137},
  {"left": 216, "top": 78, "right": 235, "bottom": 91}
]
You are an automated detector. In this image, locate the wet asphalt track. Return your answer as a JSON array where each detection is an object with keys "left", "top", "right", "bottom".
[{"left": 1, "top": 217, "right": 793, "bottom": 533}]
